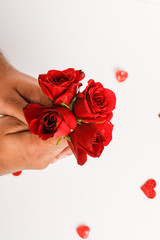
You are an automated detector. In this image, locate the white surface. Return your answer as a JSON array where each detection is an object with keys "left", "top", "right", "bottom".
[{"left": 0, "top": 0, "right": 160, "bottom": 239}]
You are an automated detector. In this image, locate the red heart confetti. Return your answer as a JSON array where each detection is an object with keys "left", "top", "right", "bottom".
[
  {"left": 77, "top": 225, "right": 90, "bottom": 239},
  {"left": 141, "top": 179, "right": 156, "bottom": 199},
  {"left": 158, "top": 113, "right": 160, "bottom": 118},
  {"left": 12, "top": 171, "right": 22, "bottom": 176},
  {"left": 116, "top": 70, "right": 128, "bottom": 82}
]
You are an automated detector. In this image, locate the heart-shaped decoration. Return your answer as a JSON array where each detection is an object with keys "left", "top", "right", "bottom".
[
  {"left": 77, "top": 225, "right": 90, "bottom": 239},
  {"left": 116, "top": 70, "right": 128, "bottom": 82},
  {"left": 141, "top": 179, "right": 156, "bottom": 199}
]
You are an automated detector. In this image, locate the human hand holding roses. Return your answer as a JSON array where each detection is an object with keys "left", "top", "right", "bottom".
[
  {"left": 0, "top": 115, "right": 70, "bottom": 176},
  {"left": 0, "top": 52, "right": 51, "bottom": 124},
  {"left": 0, "top": 52, "right": 72, "bottom": 175},
  {"left": 24, "top": 68, "right": 116, "bottom": 166}
]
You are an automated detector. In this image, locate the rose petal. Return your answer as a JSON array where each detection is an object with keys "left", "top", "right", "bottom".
[
  {"left": 54, "top": 120, "right": 71, "bottom": 137},
  {"left": 12, "top": 171, "right": 22, "bottom": 176},
  {"left": 54, "top": 82, "right": 82, "bottom": 105},
  {"left": 24, "top": 104, "right": 44, "bottom": 124},
  {"left": 77, "top": 149, "right": 87, "bottom": 165},
  {"left": 54, "top": 107, "right": 77, "bottom": 131}
]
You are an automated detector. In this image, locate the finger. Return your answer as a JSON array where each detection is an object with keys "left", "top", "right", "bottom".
[
  {"left": 16, "top": 76, "right": 51, "bottom": 106},
  {"left": 0, "top": 115, "right": 28, "bottom": 135},
  {"left": 55, "top": 146, "right": 73, "bottom": 160},
  {"left": 40, "top": 137, "right": 69, "bottom": 165},
  {"left": 3, "top": 93, "right": 29, "bottom": 124},
  {"left": 3, "top": 82, "right": 51, "bottom": 124},
  {"left": 43, "top": 137, "right": 69, "bottom": 157},
  {"left": 32, "top": 135, "right": 69, "bottom": 167}
]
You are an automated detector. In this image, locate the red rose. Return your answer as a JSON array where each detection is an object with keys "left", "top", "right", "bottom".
[
  {"left": 73, "top": 79, "right": 116, "bottom": 122},
  {"left": 94, "top": 121, "right": 113, "bottom": 146},
  {"left": 38, "top": 68, "right": 85, "bottom": 105},
  {"left": 24, "top": 104, "right": 77, "bottom": 140},
  {"left": 68, "top": 121, "right": 113, "bottom": 166}
]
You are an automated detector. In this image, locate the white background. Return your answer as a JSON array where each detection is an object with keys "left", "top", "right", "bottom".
[{"left": 0, "top": 0, "right": 160, "bottom": 239}]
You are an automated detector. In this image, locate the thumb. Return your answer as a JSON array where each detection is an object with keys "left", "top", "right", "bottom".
[
  {"left": 16, "top": 77, "right": 51, "bottom": 106},
  {"left": 5, "top": 76, "right": 52, "bottom": 124}
]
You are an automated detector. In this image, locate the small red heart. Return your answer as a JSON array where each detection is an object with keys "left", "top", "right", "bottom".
[
  {"left": 116, "top": 70, "right": 128, "bottom": 82},
  {"left": 141, "top": 179, "right": 156, "bottom": 199},
  {"left": 12, "top": 171, "right": 22, "bottom": 176},
  {"left": 77, "top": 225, "right": 90, "bottom": 239}
]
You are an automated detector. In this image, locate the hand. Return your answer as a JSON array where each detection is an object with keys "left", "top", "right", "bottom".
[
  {"left": 0, "top": 53, "right": 50, "bottom": 124},
  {"left": 0, "top": 116, "right": 71, "bottom": 175},
  {"left": 0, "top": 53, "right": 72, "bottom": 173}
]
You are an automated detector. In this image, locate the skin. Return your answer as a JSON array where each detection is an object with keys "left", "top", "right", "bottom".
[{"left": 0, "top": 52, "right": 72, "bottom": 175}]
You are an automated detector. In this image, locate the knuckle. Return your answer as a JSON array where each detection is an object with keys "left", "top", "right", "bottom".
[{"left": 5, "top": 94, "right": 21, "bottom": 106}]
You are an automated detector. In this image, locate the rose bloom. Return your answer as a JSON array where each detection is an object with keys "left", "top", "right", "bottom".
[
  {"left": 73, "top": 79, "right": 116, "bottom": 123},
  {"left": 68, "top": 121, "right": 113, "bottom": 165},
  {"left": 38, "top": 68, "right": 85, "bottom": 105},
  {"left": 24, "top": 104, "right": 77, "bottom": 140}
]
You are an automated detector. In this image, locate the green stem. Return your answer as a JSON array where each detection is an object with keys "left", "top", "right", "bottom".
[{"left": 61, "top": 102, "right": 71, "bottom": 110}]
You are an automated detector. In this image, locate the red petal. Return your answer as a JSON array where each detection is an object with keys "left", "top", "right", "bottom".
[
  {"left": 95, "top": 121, "right": 113, "bottom": 146},
  {"left": 12, "top": 171, "right": 22, "bottom": 176},
  {"left": 29, "top": 118, "right": 41, "bottom": 134},
  {"left": 38, "top": 74, "right": 46, "bottom": 81},
  {"left": 62, "top": 68, "right": 75, "bottom": 75},
  {"left": 67, "top": 129, "right": 88, "bottom": 165},
  {"left": 54, "top": 82, "right": 82, "bottom": 105},
  {"left": 68, "top": 123, "right": 104, "bottom": 164},
  {"left": 80, "top": 112, "right": 113, "bottom": 123},
  {"left": 75, "top": 70, "right": 85, "bottom": 82},
  {"left": 38, "top": 80, "right": 54, "bottom": 100},
  {"left": 54, "top": 107, "right": 77, "bottom": 131},
  {"left": 77, "top": 149, "right": 87, "bottom": 165},
  {"left": 73, "top": 95, "right": 100, "bottom": 120},
  {"left": 23, "top": 104, "right": 44, "bottom": 124},
  {"left": 104, "top": 88, "right": 116, "bottom": 112},
  {"left": 54, "top": 120, "right": 71, "bottom": 138},
  {"left": 39, "top": 80, "right": 67, "bottom": 101}
]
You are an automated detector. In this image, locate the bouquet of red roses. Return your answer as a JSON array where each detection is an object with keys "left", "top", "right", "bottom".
[{"left": 24, "top": 68, "right": 116, "bottom": 165}]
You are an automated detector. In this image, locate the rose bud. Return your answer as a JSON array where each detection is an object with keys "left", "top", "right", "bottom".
[
  {"left": 24, "top": 104, "right": 77, "bottom": 140},
  {"left": 38, "top": 68, "right": 85, "bottom": 105},
  {"left": 73, "top": 79, "right": 116, "bottom": 123}
]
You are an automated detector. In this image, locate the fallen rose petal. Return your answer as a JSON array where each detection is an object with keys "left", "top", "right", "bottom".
[{"left": 12, "top": 171, "right": 22, "bottom": 176}]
